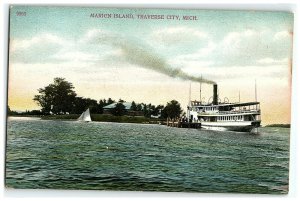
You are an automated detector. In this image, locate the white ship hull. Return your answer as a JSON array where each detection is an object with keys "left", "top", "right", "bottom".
[{"left": 201, "top": 121, "right": 261, "bottom": 132}]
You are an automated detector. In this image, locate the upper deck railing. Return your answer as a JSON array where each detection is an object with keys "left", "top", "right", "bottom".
[
  {"left": 190, "top": 101, "right": 260, "bottom": 107},
  {"left": 190, "top": 109, "right": 260, "bottom": 115}
]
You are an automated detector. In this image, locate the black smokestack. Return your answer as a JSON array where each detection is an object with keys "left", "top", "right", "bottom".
[{"left": 213, "top": 84, "right": 218, "bottom": 105}]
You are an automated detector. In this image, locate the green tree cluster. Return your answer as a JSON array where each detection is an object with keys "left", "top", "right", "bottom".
[
  {"left": 33, "top": 77, "right": 183, "bottom": 118},
  {"left": 111, "top": 102, "right": 126, "bottom": 116},
  {"left": 33, "top": 78, "right": 76, "bottom": 114},
  {"left": 161, "top": 100, "right": 183, "bottom": 120}
]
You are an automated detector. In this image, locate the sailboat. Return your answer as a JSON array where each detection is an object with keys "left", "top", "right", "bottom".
[{"left": 77, "top": 108, "right": 92, "bottom": 122}]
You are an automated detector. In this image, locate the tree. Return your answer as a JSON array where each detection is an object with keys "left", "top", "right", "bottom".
[
  {"left": 112, "top": 102, "right": 126, "bottom": 116},
  {"left": 162, "top": 100, "right": 182, "bottom": 120},
  {"left": 85, "top": 98, "right": 98, "bottom": 113},
  {"left": 153, "top": 105, "right": 164, "bottom": 116},
  {"left": 118, "top": 98, "right": 125, "bottom": 103},
  {"left": 130, "top": 101, "right": 137, "bottom": 111},
  {"left": 98, "top": 99, "right": 107, "bottom": 114},
  {"left": 142, "top": 103, "right": 149, "bottom": 117},
  {"left": 136, "top": 103, "right": 142, "bottom": 111},
  {"left": 107, "top": 98, "right": 115, "bottom": 105},
  {"left": 71, "top": 97, "right": 98, "bottom": 114},
  {"left": 33, "top": 77, "right": 77, "bottom": 114}
]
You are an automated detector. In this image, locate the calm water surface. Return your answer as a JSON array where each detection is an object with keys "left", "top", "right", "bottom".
[{"left": 5, "top": 117, "right": 290, "bottom": 194}]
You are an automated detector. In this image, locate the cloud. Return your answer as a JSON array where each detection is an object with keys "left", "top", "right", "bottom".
[
  {"left": 184, "top": 41, "right": 217, "bottom": 59},
  {"left": 10, "top": 33, "right": 69, "bottom": 63},
  {"left": 274, "top": 31, "right": 291, "bottom": 40},
  {"left": 10, "top": 33, "right": 66, "bottom": 52},
  {"left": 10, "top": 31, "right": 106, "bottom": 64},
  {"left": 182, "top": 64, "right": 289, "bottom": 81},
  {"left": 9, "top": 27, "right": 292, "bottom": 83},
  {"left": 52, "top": 51, "right": 99, "bottom": 62},
  {"left": 150, "top": 26, "right": 208, "bottom": 46},
  {"left": 216, "top": 29, "right": 293, "bottom": 66},
  {"left": 257, "top": 57, "right": 289, "bottom": 65},
  {"left": 10, "top": 29, "right": 216, "bottom": 84},
  {"left": 171, "top": 29, "right": 293, "bottom": 67}
]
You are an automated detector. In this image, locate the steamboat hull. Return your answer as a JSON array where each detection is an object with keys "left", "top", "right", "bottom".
[{"left": 201, "top": 121, "right": 261, "bottom": 132}]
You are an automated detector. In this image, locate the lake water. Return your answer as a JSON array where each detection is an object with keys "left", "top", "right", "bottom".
[{"left": 5, "top": 117, "right": 290, "bottom": 194}]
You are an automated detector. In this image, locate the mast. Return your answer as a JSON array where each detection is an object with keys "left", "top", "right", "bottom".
[
  {"left": 255, "top": 79, "right": 257, "bottom": 102},
  {"left": 239, "top": 90, "right": 240, "bottom": 103},
  {"left": 187, "top": 82, "right": 191, "bottom": 121},
  {"left": 200, "top": 75, "right": 202, "bottom": 103},
  {"left": 189, "top": 82, "right": 191, "bottom": 107},
  {"left": 255, "top": 79, "right": 258, "bottom": 110}
]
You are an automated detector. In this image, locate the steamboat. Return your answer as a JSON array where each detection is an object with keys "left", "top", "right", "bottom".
[{"left": 187, "top": 84, "right": 261, "bottom": 132}]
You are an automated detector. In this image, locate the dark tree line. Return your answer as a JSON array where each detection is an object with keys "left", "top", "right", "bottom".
[
  {"left": 33, "top": 78, "right": 115, "bottom": 114},
  {"left": 32, "top": 77, "right": 183, "bottom": 118},
  {"left": 33, "top": 78, "right": 77, "bottom": 114}
]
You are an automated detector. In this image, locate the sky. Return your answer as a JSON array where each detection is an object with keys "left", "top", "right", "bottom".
[{"left": 8, "top": 6, "right": 293, "bottom": 124}]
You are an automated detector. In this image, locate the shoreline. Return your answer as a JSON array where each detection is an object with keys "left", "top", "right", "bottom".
[
  {"left": 7, "top": 115, "right": 291, "bottom": 128},
  {"left": 8, "top": 114, "right": 164, "bottom": 125}
]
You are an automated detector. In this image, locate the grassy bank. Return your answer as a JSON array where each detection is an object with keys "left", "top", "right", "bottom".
[
  {"left": 41, "top": 114, "right": 163, "bottom": 124},
  {"left": 40, "top": 114, "right": 79, "bottom": 120}
]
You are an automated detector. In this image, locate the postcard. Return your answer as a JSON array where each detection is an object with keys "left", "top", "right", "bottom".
[{"left": 6, "top": 6, "right": 293, "bottom": 194}]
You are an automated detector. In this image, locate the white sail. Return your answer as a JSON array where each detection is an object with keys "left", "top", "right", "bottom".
[{"left": 77, "top": 108, "right": 92, "bottom": 122}]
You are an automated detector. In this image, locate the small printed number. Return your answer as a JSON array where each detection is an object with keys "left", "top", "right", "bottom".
[{"left": 16, "top": 11, "right": 26, "bottom": 16}]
